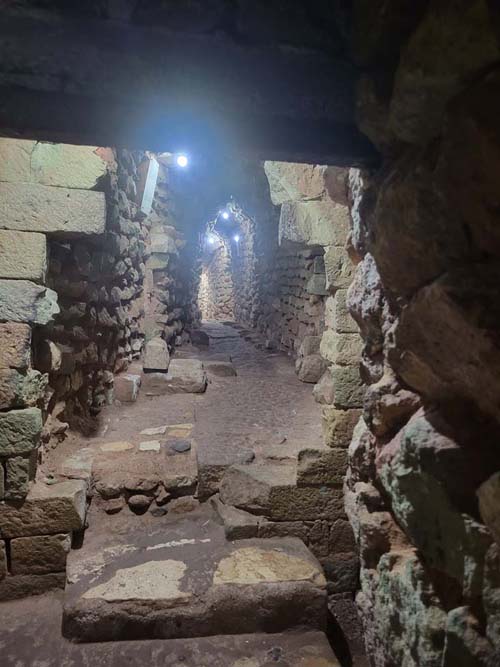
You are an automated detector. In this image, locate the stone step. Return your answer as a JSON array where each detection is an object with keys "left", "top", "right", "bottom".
[
  {"left": 219, "top": 461, "right": 345, "bottom": 522},
  {"left": 62, "top": 510, "right": 327, "bottom": 643}
]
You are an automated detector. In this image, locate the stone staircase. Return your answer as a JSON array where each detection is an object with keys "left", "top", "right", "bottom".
[{"left": 59, "top": 503, "right": 341, "bottom": 666}]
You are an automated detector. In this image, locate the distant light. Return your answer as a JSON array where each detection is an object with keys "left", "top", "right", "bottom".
[
  {"left": 233, "top": 234, "right": 240, "bottom": 243},
  {"left": 221, "top": 210, "right": 230, "bottom": 220},
  {"left": 176, "top": 154, "right": 189, "bottom": 168},
  {"left": 207, "top": 234, "right": 216, "bottom": 245}
]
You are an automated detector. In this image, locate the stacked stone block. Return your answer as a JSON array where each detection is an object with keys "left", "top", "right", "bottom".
[{"left": 198, "top": 236, "right": 235, "bottom": 320}]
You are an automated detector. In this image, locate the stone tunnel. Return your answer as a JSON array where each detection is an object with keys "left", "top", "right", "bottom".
[{"left": 0, "top": 2, "right": 500, "bottom": 667}]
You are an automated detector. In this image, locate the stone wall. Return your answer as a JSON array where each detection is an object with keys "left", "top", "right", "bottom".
[
  {"left": 0, "top": 140, "right": 190, "bottom": 598},
  {"left": 344, "top": 2, "right": 500, "bottom": 665},
  {"left": 198, "top": 235, "right": 235, "bottom": 321}
]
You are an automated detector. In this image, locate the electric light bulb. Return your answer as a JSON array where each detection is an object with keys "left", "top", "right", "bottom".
[
  {"left": 221, "top": 211, "right": 230, "bottom": 220},
  {"left": 233, "top": 234, "right": 240, "bottom": 243},
  {"left": 176, "top": 154, "right": 188, "bottom": 168}
]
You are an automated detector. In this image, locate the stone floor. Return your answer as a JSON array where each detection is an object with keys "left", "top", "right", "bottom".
[{"left": 0, "top": 320, "right": 367, "bottom": 666}]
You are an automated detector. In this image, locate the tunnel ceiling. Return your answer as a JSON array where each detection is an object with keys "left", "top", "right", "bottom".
[{"left": 0, "top": 1, "right": 379, "bottom": 166}]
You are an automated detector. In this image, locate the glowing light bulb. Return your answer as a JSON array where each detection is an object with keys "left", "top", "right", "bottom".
[
  {"left": 207, "top": 234, "right": 215, "bottom": 245},
  {"left": 233, "top": 234, "right": 240, "bottom": 243},
  {"left": 221, "top": 210, "right": 230, "bottom": 220},
  {"left": 176, "top": 154, "right": 188, "bottom": 168}
]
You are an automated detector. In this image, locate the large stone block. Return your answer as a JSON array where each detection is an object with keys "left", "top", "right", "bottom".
[
  {"left": 0, "top": 407, "right": 42, "bottom": 457},
  {"left": 0, "top": 182, "right": 106, "bottom": 235},
  {"left": 0, "top": 369, "right": 47, "bottom": 410},
  {"left": 220, "top": 463, "right": 344, "bottom": 521},
  {"left": 297, "top": 447, "right": 348, "bottom": 486},
  {"left": 5, "top": 456, "right": 31, "bottom": 500},
  {"left": 0, "top": 138, "right": 33, "bottom": 183},
  {"left": 320, "top": 330, "right": 362, "bottom": 366},
  {"left": 322, "top": 407, "right": 362, "bottom": 448},
  {"left": 0, "top": 323, "right": 31, "bottom": 369},
  {"left": 0, "top": 479, "right": 86, "bottom": 538},
  {"left": 0, "top": 230, "right": 47, "bottom": 282},
  {"left": 478, "top": 472, "right": 500, "bottom": 548},
  {"left": 10, "top": 533, "right": 71, "bottom": 575},
  {"left": 0, "top": 280, "right": 59, "bottom": 324},
  {"left": 143, "top": 336, "right": 170, "bottom": 372},
  {"left": 380, "top": 410, "right": 493, "bottom": 599},
  {"left": 325, "top": 290, "right": 358, "bottom": 333},
  {"left": 279, "top": 201, "right": 350, "bottom": 247},
  {"left": 264, "top": 161, "right": 347, "bottom": 205},
  {"left": 330, "top": 365, "right": 364, "bottom": 409},
  {"left": 295, "top": 354, "right": 326, "bottom": 383},
  {"left": 30, "top": 143, "right": 110, "bottom": 190},
  {"left": 324, "top": 246, "right": 355, "bottom": 291}
]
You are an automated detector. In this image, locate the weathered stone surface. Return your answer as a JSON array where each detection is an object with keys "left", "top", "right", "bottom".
[
  {"left": 0, "top": 572, "right": 66, "bottom": 601},
  {"left": 5, "top": 456, "right": 31, "bottom": 500},
  {"left": 0, "top": 479, "right": 86, "bottom": 538},
  {"left": 330, "top": 365, "right": 364, "bottom": 409},
  {"left": 220, "top": 463, "right": 344, "bottom": 521},
  {"left": 325, "top": 290, "right": 358, "bottom": 333},
  {"left": 483, "top": 544, "right": 500, "bottom": 655},
  {"left": 364, "top": 371, "right": 421, "bottom": 438},
  {"left": 264, "top": 161, "right": 340, "bottom": 205},
  {"left": 313, "top": 368, "right": 335, "bottom": 405},
  {"left": 190, "top": 329, "right": 210, "bottom": 346},
  {"left": 324, "top": 246, "right": 355, "bottom": 291},
  {"left": 10, "top": 533, "right": 71, "bottom": 575},
  {"left": 305, "top": 272, "right": 328, "bottom": 296},
  {"left": 114, "top": 373, "right": 141, "bottom": 402},
  {"left": 0, "top": 139, "right": 110, "bottom": 189},
  {"left": 0, "top": 230, "right": 47, "bottom": 282},
  {"left": 0, "top": 368, "right": 47, "bottom": 409},
  {"left": 390, "top": 264, "right": 500, "bottom": 423},
  {"left": 320, "top": 552, "right": 359, "bottom": 593},
  {"left": 210, "top": 495, "right": 260, "bottom": 540},
  {"left": 0, "top": 323, "right": 31, "bottom": 369},
  {"left": 297, "top": 447, "right": 347, "bottom": 486},
  {"left": 295, "top": 354, "right": 326, "bottom": 383},
  {"left": 347, "top": 253, "right": 385, "bottom": 343},
  {"left": 143, "top": 336, "right": 169, "bottom": 372},
  {"left": 0, "top": 407, "right": 42, "bottom": 457},
  {"left": 347, "top": 418, "right": 376, "bottom": 488},
  {"left": 0, "top": 182, "right": 106, "bottom": 235},
  {"left": 322, "top": 407, "right": 361, "bottom": 448},
  {"left": 380, "top": 411, "right": 493, "bottom": 599},
  {"left": 279, "top": 201, "right": 350, "bottom": 247},
  {"left": 388, "top": 0, "right": 499, "bottom": 145},
  {"left": 359, "top": 550, "right": 447, "bottom": 667},
  {"left": 163, "top": 359, "right": 207, "bottom": 394},
  {"left": 298, "top": 335, "right": 321, "bottom": 357},
  {"left": 0, "top": 280, "right": 59, "bottom": 324},
  {"left": 442, "top": 605, "right": 496, "bottom": 667},
  {"left": 478, "top": 472, "right": 500, "bottom": 548},
  {"left": 320, "top": 330, "right": 362, "bottom": 366}
]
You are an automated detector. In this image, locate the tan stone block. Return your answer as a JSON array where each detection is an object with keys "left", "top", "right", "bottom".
[
  {"left": 0, "top": 572, "right": 65, "bottom": 601},
  {"left": 10, "top": 533, "right": 71, "bottom": 575},
  {"left": 0, "top": 323, "right": 32, "bottom": 369},
  {"left": 279, "top": 201, "right": 350, "bottom": 247},
  {"left": 0, "top": 182, "right": 106, "bottom": 235},
  {"left": 325, "top": 290, "right": 358, "bottom": 333},
  {"left": 0, "top": 479, "right": 86, "bottom": 538},
  {"left": 330, "top": 365, "right": 364, "bottom": 409},
  {"left": 30, "top": 142, "right": 110, "bottom": 190},
  {"left": 297, "top": 447, "right": 348, "bottom": 486},
  {"left": 320, "top": 330, "right": 363, "bottom": 366},
  {"left": 324, "top": 246, "right": 355, "bottom": 291},
  {"left": 322, "top": 407, "right": 362, "bottom": 448},
  {"left": 0, "top": 138, "right": 34, "bottom": 183},
  {"left": 0, "top": 230, "right": 47, "bottom": 282}
]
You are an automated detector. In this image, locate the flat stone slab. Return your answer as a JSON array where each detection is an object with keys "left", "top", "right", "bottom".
[
  {"left": 0, "top": 279, "right": 59, "bottom": 325},
  {"left": 63, "top": 515, "right": 326, "bottom": 642},
  {"left": 204, "top": 360, "right": 237, "bottom": 377},
  {"left": 143, "top": 360, "right": 207, "bottom": 394},
  {"left": 0, "top": 589, "right": 340, "bottom": 665}
]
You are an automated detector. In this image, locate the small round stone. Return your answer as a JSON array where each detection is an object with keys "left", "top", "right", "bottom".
[
  {"left": 170, "top": 438, "right": 191, "bottom": 453},
  {"left": 128, "top": 494, "right": 153, "bottom": 512}
]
